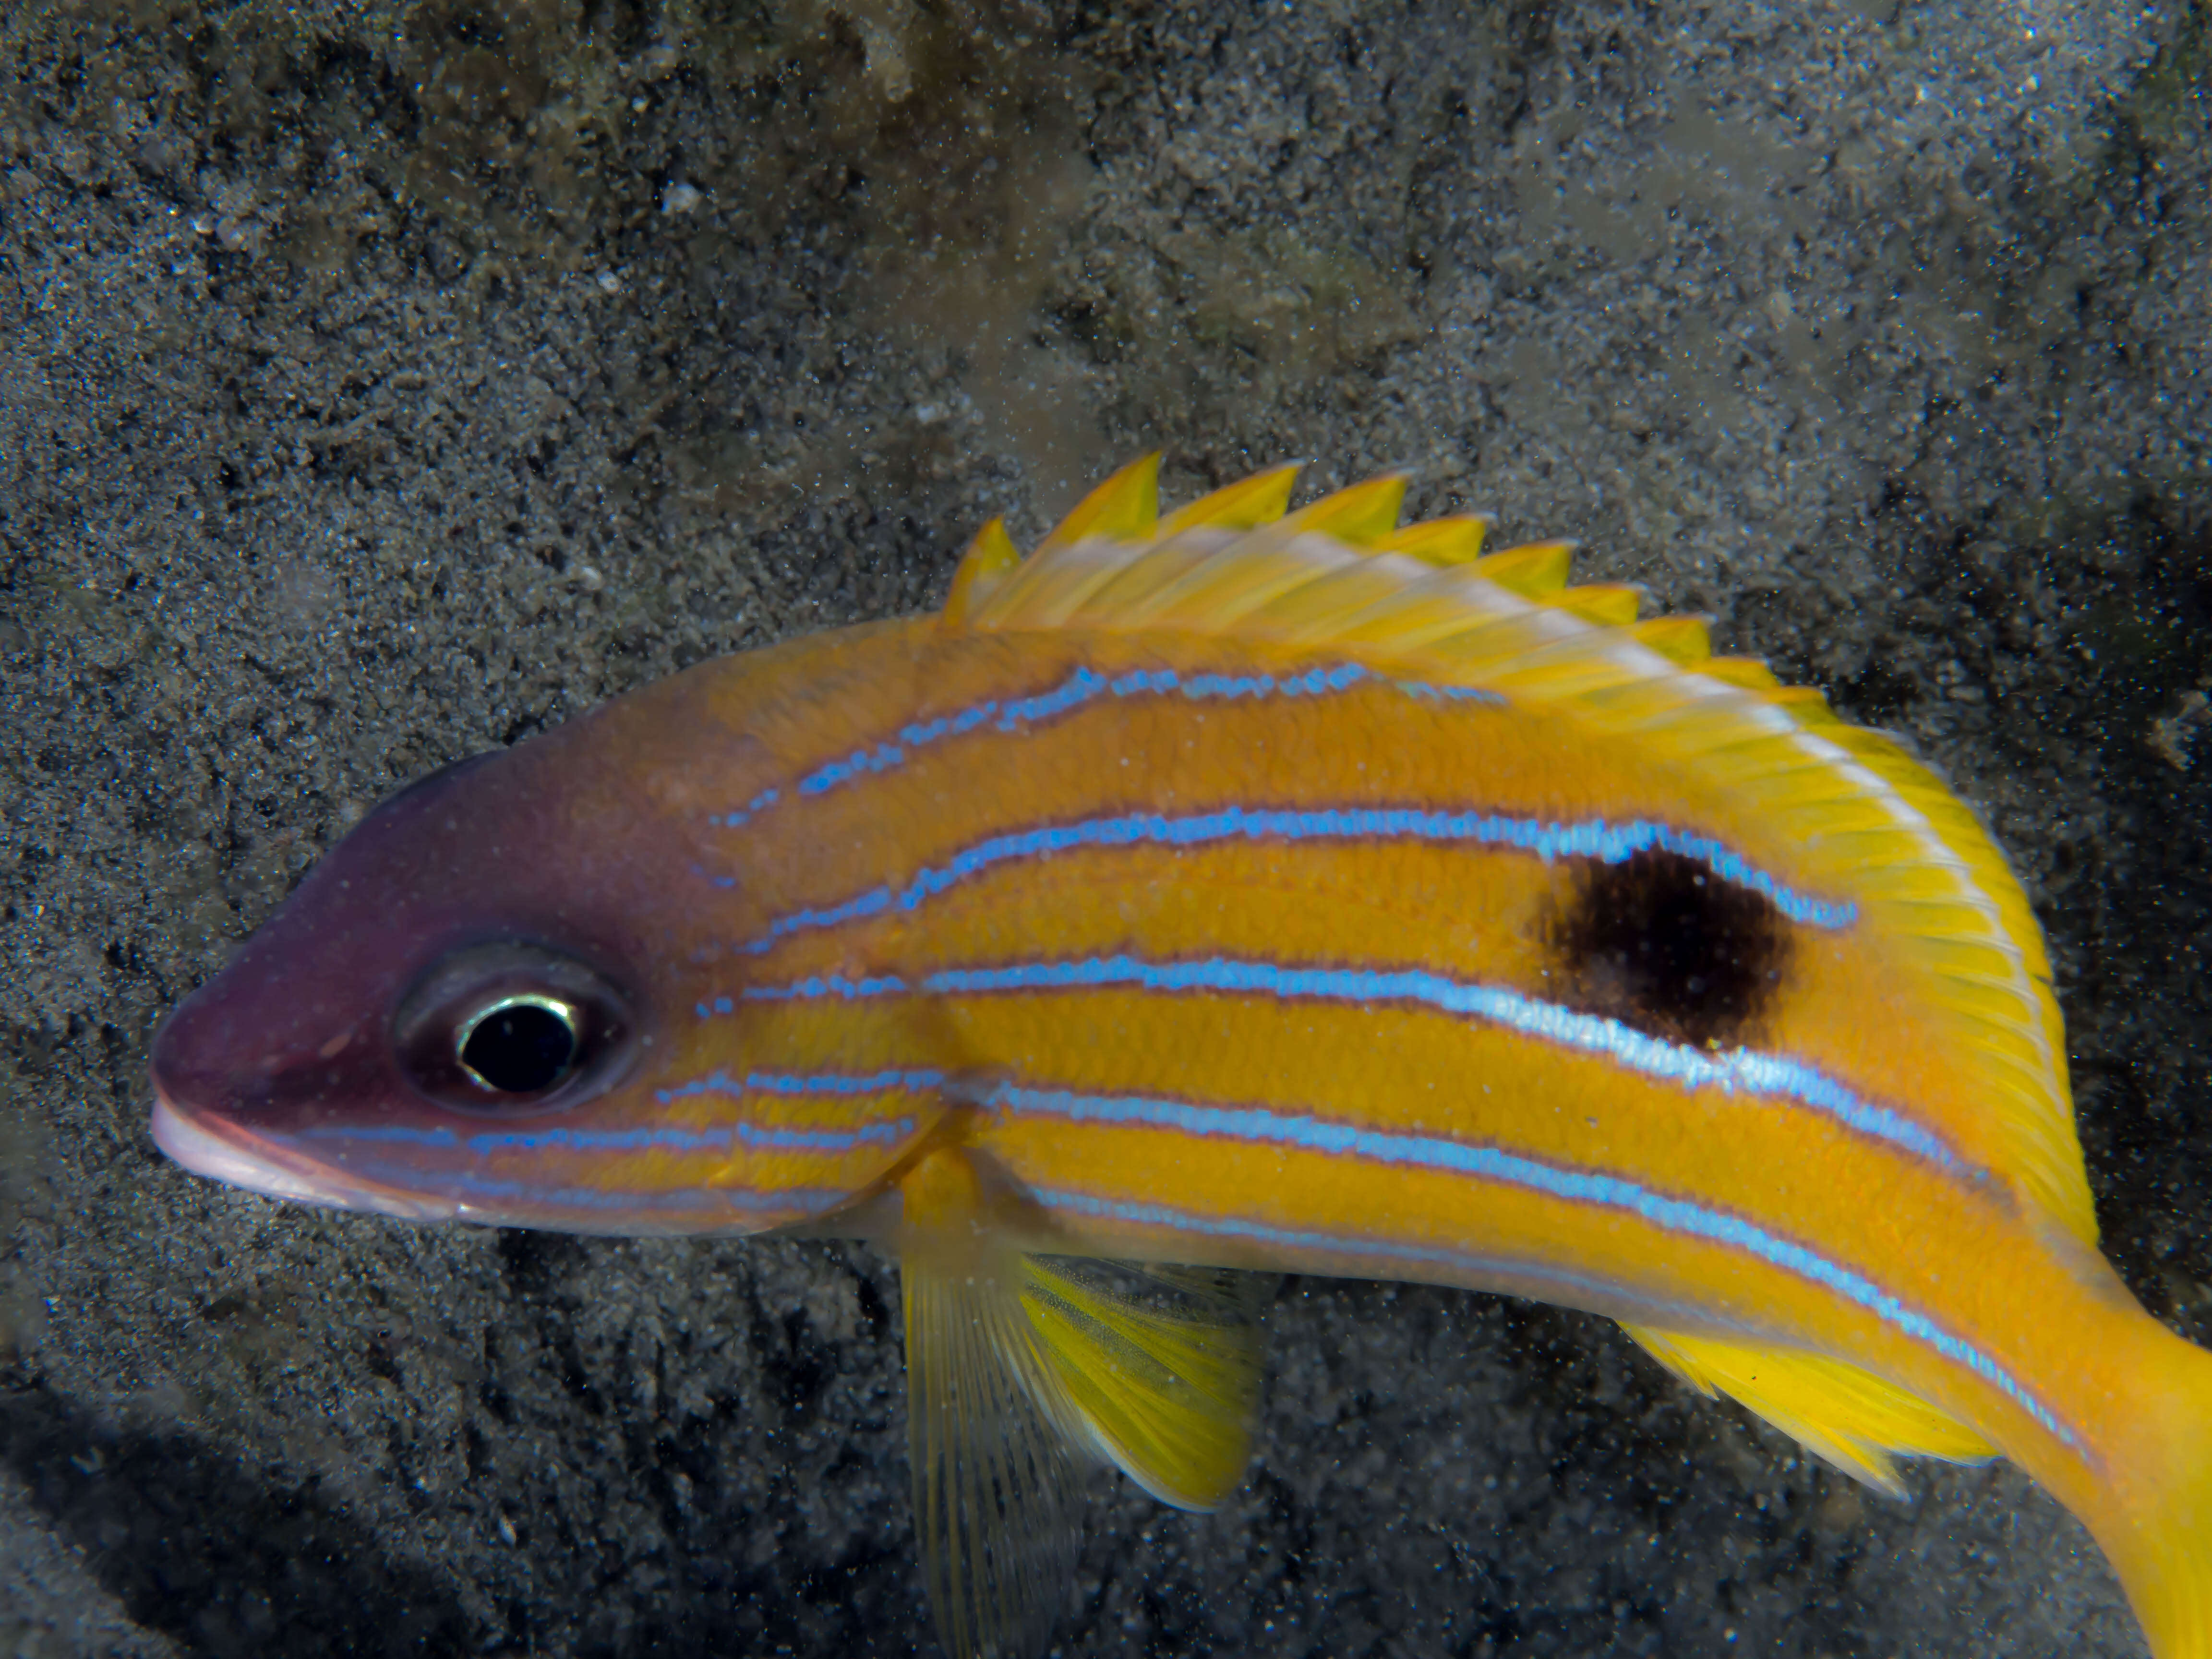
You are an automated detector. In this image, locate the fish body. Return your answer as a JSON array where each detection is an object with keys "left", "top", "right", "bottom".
[{"left": 152, "top": 458, "right": 2212, "bottom": 1658}]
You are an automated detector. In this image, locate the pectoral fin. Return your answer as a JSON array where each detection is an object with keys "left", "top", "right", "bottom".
[
  {"left": 901, "top": 1147, "right": 1091, "bottom": 1659},
  {"left": 1623, "top": 1322, "right": 1997, "bottom": 1497},
  {"left": 899, "top": 1147, "right": 1274, "bottom": 1658},
  {"left": 905, "top": 1238, "right": 1090, "bottom": 1659}
]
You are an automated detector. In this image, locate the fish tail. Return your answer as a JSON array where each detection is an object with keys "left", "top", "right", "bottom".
[{"left": 2069, "top": 1313, "right": 2212, "bottom": 1659}]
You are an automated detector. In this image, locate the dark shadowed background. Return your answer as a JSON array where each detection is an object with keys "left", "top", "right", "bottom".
[{"left": 4, "top": 0, "right": 2209, "bottom": 1654}]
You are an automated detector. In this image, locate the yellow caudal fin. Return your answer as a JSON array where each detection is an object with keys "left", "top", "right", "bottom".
[
  {"left": 1650, "top": 1262, "right": 2212, "bottom": 1659},
  {"left": 2057, "top": 1310, "right": 2212, "bottom": 1659},
  {"left": 1622, "top": 1323, "right": 1995, "bottom": 1498},
  {"left": 897, "top": 1147, "right": 1272, "bottom": 1658},
  {"left": 949, "top": 457, "right": 2094, "bottom": 1247}
]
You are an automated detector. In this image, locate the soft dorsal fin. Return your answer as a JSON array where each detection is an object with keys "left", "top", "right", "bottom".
[{"left": 946, "top": 460, "right": 2092, "bottom": 1241}]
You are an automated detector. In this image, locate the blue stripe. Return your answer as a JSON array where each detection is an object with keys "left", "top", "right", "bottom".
[
  {"left": 916, "top": 955, "right": 1953, "bottom": 1170},
  {"left": 727, "top": 955, "right": 1953, "bottom": 1170},
  {"left": 280, "top": 1147, "right": 845, "bottom": 1215},
  {"left": 736, "top": 806, "right": 1855, "bottom": 952},
  {"left": 1032, "top": 1185, "right": 1666, "bottom": 1317},
  {"left": 297, "top": 1069, "right": 935, "bottom": 1157},
  {"left": 1004, "top": 1099, "right": 2067, "bottom": 1447},
  {"left": 432, "top": 1171, "right": 842, "bottom": 1213},
  {"left": 682, "top": 1067, "right": 946, "bottom": 1100},
  {"left": 302, "top": 1123, "right": 462, "bottom": 1147},
  {"left": 709, "top": 659, "right": 1508, "bottom": 827},
  {"left": 709, "top": 786, "right": 781, "bottom": 830},
  {"left": 739, "top": 973, "right": 911, "bottom": 1004}
]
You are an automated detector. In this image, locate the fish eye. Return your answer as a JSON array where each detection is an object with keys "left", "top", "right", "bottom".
[
  {"left": 455, "top": 994, "right": 582, "bottom": 1094},
  {"left": 394, "top": 943, "right": 635, "bottom": 1114}
]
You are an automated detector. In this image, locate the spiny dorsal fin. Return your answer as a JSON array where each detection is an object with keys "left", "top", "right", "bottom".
[
  {"left": 1630, "top": 614, "right": 1714, "bottom": 666},
  {"left": 1472, "top": 539, "right": 1574, "bottom": 597},
  {"left": 1281, "top": 473, "right": 1407, "bottom": 546},
  {"left": 1159, "top": 463, "right": 1300, "bottom": 537},
  {"left": 945, "top": 459, "right": 2091, "bottom": 1242},
  {"left": 1701, "top": 656, "right": 1782, "bottom": 689},
  {"left": 1034, "top": 452, "right": 1158, "bottom": 556},
  {"left": 1623, "top": 1323, "right": 1996, "bottom": 1497},
  {"left": 943, "top": 517, "right": 1023, "bottom": 625},
  {"left": 1551, "top": 583, "right": 1641, "bottom": 628},
  {"left": 1376, "top": 515, "right": 1490, "bottom": 566}
]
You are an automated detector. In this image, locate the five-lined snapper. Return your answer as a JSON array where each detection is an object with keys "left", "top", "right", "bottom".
[{"left": 151, "top": 456, "right": 2212, "bottom": 1659}]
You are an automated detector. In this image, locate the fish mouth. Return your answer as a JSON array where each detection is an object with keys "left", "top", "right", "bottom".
[{"left": 149, "top": 1087, "right": 463, "bottom": 1224}]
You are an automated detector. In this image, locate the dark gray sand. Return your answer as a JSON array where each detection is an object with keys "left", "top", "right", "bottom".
[{"left": 4, "top": 0, "right": 2209, "bottom": 1654}]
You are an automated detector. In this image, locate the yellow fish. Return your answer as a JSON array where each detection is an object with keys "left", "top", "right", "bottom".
[{"left": 150, "top": 456, "right": 2212, "bottom": 1658}]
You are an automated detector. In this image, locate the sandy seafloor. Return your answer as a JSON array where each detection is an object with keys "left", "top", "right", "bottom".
[{"left": 2, "top": 0, "right": 2210, "bottom": 1654}]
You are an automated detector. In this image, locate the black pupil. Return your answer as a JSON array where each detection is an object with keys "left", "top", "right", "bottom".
[{"left": 460, "top": 1004, "right": 578, "bottom": 1094}]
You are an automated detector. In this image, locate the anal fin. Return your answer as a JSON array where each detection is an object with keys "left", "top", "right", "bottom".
[{"left": 1623, "top": 1322, "right": 1996, "bottom": 1497}]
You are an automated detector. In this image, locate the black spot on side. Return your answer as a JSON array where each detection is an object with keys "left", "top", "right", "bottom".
[{"left": 1544, "top": 848, "right": 1793, "bottom": 1049}]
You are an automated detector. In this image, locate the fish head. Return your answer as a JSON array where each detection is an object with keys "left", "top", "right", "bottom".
[{"left": 149, "top": 684, "right": 873, "bottom": 1235}]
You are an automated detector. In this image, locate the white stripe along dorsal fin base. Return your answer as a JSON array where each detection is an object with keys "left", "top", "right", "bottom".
[{"left": 949, "top": 455, "right": 2092, "bottom": 1242}]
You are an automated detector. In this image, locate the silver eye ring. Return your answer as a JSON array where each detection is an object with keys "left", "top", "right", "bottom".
[
  {"left": 395, "top": 941, "right": 634, "bottom": 1114},
  {"left": 453, "top": 993, "right": 585, "bottom": 1094}
]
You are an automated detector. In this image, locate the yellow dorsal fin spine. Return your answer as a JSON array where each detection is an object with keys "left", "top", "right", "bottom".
[
  {"left": 1035, "top": 452, "right": 1161, "bottom": 555},
  {"left": 961, "top": 458, "right": 2092, "bottom": 1243},
  {"left": 1702, "top": 656, "right": 1783, "bottom": 690},
  {"left": 1282, "top": 474, "right": 1408, "bottom": 547},
  {"left": 941, "top": 517, "right": 1023, "bottom": 625},
  {"left": 1550, "top": 583, "right": 1641, "bottom": 628},
  {"left": 1471, "top": 540, "right": 1575, "bottom": 597},
  {"left": 1159, "top": 463, "right": 1301, "bottom": 537},
  {"left": 1374, "top": 516, "right": 1491, "bottom": 566},
  {"left": 1764, "top": 684, "right": 1841, "bottom": 725},
  {"left": 1630, "top": 614, "right": 1714, "bottom": 666}
]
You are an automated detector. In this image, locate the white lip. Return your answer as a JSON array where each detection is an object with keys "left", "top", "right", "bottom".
[{"left": 150, "top": 1089, "right": 461, "bottom": 1223}]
